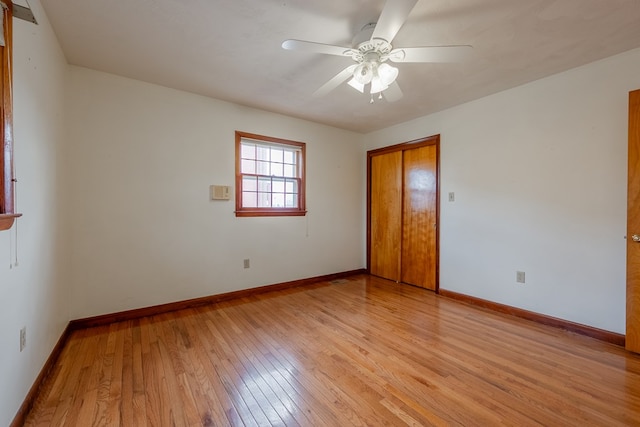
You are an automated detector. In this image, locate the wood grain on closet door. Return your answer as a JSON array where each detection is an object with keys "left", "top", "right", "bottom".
[
  {"left": 401, "top": 145, "right": 437, "bottom": 290},
  {"left": 370, "top": 151, "right": 402, "bottom": 282}
]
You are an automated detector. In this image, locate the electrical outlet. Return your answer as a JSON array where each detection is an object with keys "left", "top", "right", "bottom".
[
  {"left": 20, "top": 327, "right": 26, "bottom": 352},
  {"left": 516, "top": 271, "right": 526, "bottom": 284},
  {"left": 243, "top": 259, "right": 250, "bottom": 269}
]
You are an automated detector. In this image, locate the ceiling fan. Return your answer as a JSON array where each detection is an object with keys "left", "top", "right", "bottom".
[{"left": 282, "top": 0, "right": 472, "bottom": 102}]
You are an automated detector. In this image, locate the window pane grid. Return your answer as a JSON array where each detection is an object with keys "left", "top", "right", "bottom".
[
  {"left": 240, "top": 142, "right": 298, "bottom": 179},
  {"left": 240, "top": 175, "right": 300, "bottom": 208},
  {"left": 236, "top": 132, "right": 305, "bottom": 217}
]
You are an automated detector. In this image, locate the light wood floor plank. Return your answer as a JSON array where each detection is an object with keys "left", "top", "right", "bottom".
[
  {"left": 214, "top": 317, "right": 304, "bottom": 426},
  {"left": 181, "top": 312, "right": 246, "bottom": 426},
  {"left": 230, "top": 304, "right": 343, "bottom": 426},
  {"left": 24, "top": 274, "right": 640, "bottom": 426}
]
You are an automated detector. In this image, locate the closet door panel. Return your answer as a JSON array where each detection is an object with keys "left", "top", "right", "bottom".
[
  {"left": 370, "top": 151, "right": 402, "bottom": 281},
  {"left": 401, "top": 145, "right": 437, "bottom": 290}
]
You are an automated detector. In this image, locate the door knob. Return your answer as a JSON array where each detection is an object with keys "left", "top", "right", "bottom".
[{"left": 633, "top": 235, "right": 640, "bottom": 242}]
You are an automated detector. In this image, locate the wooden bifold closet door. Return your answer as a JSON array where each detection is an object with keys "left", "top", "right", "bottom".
[
  {"left": 368, "top": 137, "right": 439, "bottom": 291},
  {"left": 370, "top": 151, "right": 403, "bottom": 282}
]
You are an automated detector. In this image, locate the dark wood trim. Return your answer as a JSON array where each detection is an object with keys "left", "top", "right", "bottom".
[
  {"left": 434, "top": 137, "right": 441, "bottom": 292},
  {"left": 70, "top": 269, "right": 366, "bottom": 329},
  {"left": 439, "top": 289, "right": 625, "bottom": 347},
  {"left": 235, "top": 209, "right": 307, "bottom": 217},
  {"left": 0, "top": 212, "right": 21, "bottom": 230},
  {"left": 235, "top": 130, "right": 307, "bottom": 217},
  {"left": 0, "top": 2, "right": 11, "bottom": 215},
  {"left": 1, "top": 2, "right": 20, "bottom": 230},
  {"left": 366, "top": 134, "right": 441, "bottom": 291},
  {"left": 367, "top": 134, "right": 440, "bottom": 157},
  {"left": 365, "top": 148, "right": 373, "bottom": 275},
  {"left": 10, "top": 322, "right": 72, "bottom": 427}
]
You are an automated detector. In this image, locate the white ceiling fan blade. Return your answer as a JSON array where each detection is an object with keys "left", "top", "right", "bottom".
[
  {"left": 384, "top": 81, "right": 403, "bottom": 102},
  {"left": 371, "top": 0, "right": 418, "bottom": 44},
  {"left": 282, "top": 39, "right": 356, "bottom": 57},
  {"left": 313, "top": 65, "right": 358, "bottom": 98},
  {"left": 389, "top": 45, "right": 473, "bottom": 63}
]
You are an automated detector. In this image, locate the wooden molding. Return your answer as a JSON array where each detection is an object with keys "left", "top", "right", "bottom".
[
  {"left": 0, "top": 212, "right": 21, "bottom": 230},
  {"left": 10, "top": 323, "right": 72, "bottom": 427},
  {"left": 366, "top": 134, "right": 440, "bottom": 157},
  {"left": 234, "top": 130, "right": 307, "bottom": 217},
  {"left": 235, "top": 209, "right": 307, "bottom": 217},
  {"left": 70, "top": 269, "right": 367, "bottom": 329},
  {"left": 0, "top": 3, "right": 19, "bottom": 229},
  {"left": 439, "top": 289, "right": 625, "bottom": 347}
]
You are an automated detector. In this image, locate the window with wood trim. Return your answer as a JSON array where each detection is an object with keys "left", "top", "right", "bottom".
[
  {"left": 0, "top": 1, "right": 18, "bottom": 231},
  {"left": 235, "top": 131, "right": 306, "bottom": 217}
]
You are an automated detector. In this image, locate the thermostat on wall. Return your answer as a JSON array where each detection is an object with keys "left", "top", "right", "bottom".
[{"left": 210, "top": 185, "right": 231, "bottom": 201}]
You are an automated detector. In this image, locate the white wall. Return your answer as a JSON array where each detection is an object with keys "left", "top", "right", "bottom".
[
  {"left": 3, "top": 3, "right": 638, "bottom": 422},
  {"left": 366, "top": 48, "right": 640, "bottom": 334},
  {"left": 0, "top": 1, "right": 70, "bottom": 425},
  {"left": 66, "top": 67, "right": 365, "bottom": 319}
]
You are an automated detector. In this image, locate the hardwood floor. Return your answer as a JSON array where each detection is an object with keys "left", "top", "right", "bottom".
[{"left": 24, "top": 274, "right": 640, "bottom": 426}]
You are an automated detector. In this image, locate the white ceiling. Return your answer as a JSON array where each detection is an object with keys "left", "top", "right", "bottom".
[{"left": 37, "top": 0, "right": 640, "bottom": 133}]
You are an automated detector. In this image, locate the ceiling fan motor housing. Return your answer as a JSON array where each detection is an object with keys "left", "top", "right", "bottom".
[{"left": 351, "top": 23, "right": 393, "bottom": 64}]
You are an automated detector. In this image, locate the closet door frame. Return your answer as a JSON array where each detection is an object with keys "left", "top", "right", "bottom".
[{"left": 366, "top": 135, "right": 441, "bottom": 291}]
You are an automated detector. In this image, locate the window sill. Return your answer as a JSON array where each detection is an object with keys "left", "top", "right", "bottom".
[
  {"left": 0, "top": 213, "right": 22, "bottom": 231},
  {"left": 235, "top": 210, "right": 307, "bottom": 217}
]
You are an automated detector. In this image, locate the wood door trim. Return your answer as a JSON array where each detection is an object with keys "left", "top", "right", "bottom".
[
  {"left": 366, "top": 135, "right": 440, "bottom": 291},
  {"left": 627, "top": 89, "right": 640, "bottom": 352},
  {"left": 367, "top": 135, "right": 440, "bottom": 157}
]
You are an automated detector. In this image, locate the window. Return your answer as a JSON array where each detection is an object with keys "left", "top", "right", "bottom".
[
  {"left": 235, "top": 131, "right": 306, "bottom": 217},
  {"left": 0, "top": 2, "right": 18, "bottom": 231}
]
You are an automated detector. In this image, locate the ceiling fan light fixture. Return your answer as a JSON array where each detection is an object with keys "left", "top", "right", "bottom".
[
  {"left": 347, "top": 77, "right": 365, "bottom": 93},
  {"left": 377, "top": 63, "right": 399, "bottom": 86},
  {"left": 282, "top": 0, "right": 472, "bottom": 102},
  {"left": 353, "top": 62, "right": 374, "bottom": 84},
  {"left": 370, "top": 76, "right": 389, "bottom": 94}
]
